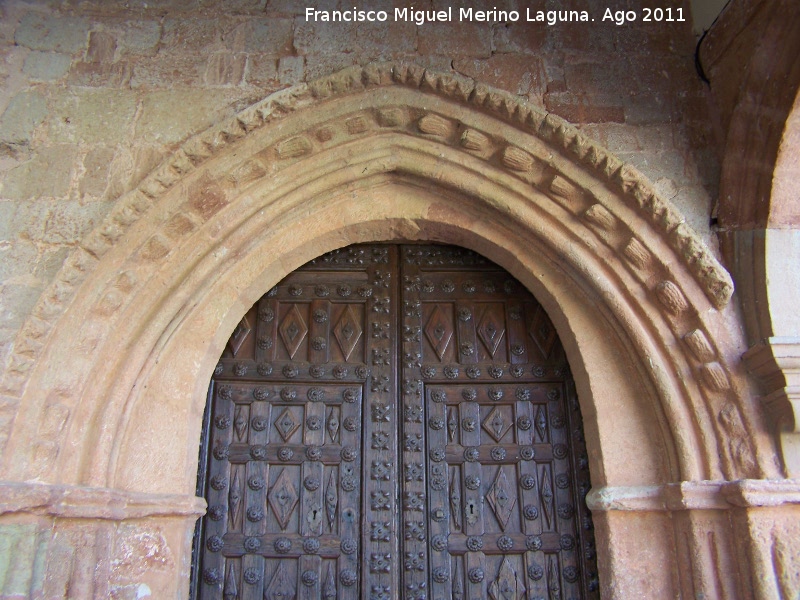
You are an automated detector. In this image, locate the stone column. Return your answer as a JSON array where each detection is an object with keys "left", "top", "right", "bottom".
[
  {"left": 0, "top": 482, "right": 205, "bottom": 599},
  {"left": 588, "top": 480, "right": 800, "bottom": 599}
]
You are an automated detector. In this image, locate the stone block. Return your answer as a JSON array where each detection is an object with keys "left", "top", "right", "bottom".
[
  {"left": 130, "top": 54, "right": 205, "bottom": 88},
  {"left": 22, "top": 51, "right": 72, "bottom": 81},
  {"left": 135, "top": 90, "right": 238, "bottom": 145},
  {"left": 548, "top": 22, "right": 615, "bottom": 55},
  {"left": 0, "top": 201, "right": 16, "bottom": 242},
  {"left": 564, "top": 60, "right": 626, "bottom": 98},
  {"left": 0, "top": 523, "right": 44, "bottom": 596},
  {"left": 42, "top": 200, "right": 111, "bottom": 244},
  {"left": 48, "top": 90, "right": 137, "bottom": 145},
  {"left": 105, "top": 145, "right": 165, "bottom": 200},
  {"left": 352, "top": 20, "right": 417, "bottom": 58},
  {"left": 267, "top": 0, "right": 327, "bottom": 16},
  {"left": 278, "top": 55, "right": 304, "bottom": 85},
  {"left": 0, "top": 284, "right": 43, "bottom": 329},
  {"left": 293, "top": 20, "right": 358, "bottom": 55},
  {"left": 0, "top": 91, "right": 48, "bottom": 152},
  {"left": 228, "top": 18, "right": 294, "bottom": 54},
  {"left": 0, "top": 145, "right": 76, "bottom": 200},
  {"left": 68, "top": 61, "right": 132, "bottom": 87},
  {"left": 245, "top": 54, "right": 279, "bottom": 87},
  {"left": 623, "top": 92, "right": 674, "bottom": 125},
  {"left": 493, "top": 22, "right": 548, "bottom": 54},
  {"left": 33, "top": 246, "right": 71, "bottom": 282},
  {"left": 15, "top": 12, "right": 91, "bottom": 54},
  {"left": 544, "top": 91, "right": 624, "bottom": 124},
  {"left": 115, "top": 20, "right": 162, "bottom": 56},
  {"left": 199, "top": 0, "right": 267, "bottom": 12},
  {"left": 303, "top": 52, "right": 359, "bottom": 82},
  {"left": 614, "top": 23, "right": 692, "bottom": 56},
  {"left": 418, "top": 22, "right": 492, "bottom": 58},
  {"left": 0, "top": 200, "right": 49, "bottom": 242},
  {"left": 161, "top": 17, "right": 223, "bottom": 54},
  {"left": 204, "top": 52, "right": 246, "bottom": 86},
  {"left": 86, "top": 31, "right": 117, "bottom": 63},
  {"left": 80, "top": 146, "right": 116, "bottom": 198},
  {"left": 453, "top": 55, "right": 546, "bottom": 98},
  {"left": 0, "top": 240, "right": 39, "bottom": 283}
]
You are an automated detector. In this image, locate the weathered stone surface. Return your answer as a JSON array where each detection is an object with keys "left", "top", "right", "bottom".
[
  {"left": 417, "top": 23, "right": 492, "bottom": 57},
  {"left": 22, "top": 51, "right": 72, "bottom": 80},
  {"left": 14, "top": 12, "right": 90, "bottom": 53},
  {"left": 42, "top": 200, "right": 110, "bottom": 244},
  {"left": 135, "top": 90, "right": 239, "bottom": 144},
  {"left": 79, "top": 146, "right": 116, "bottom": 199},
  {"left": 204, "top": 52, "right": 246, "bottom": 86},
  {"left": 104, "top": 145, "right": 166, "bottom": 201},
  {"left": 48, "top": 90, "right": 138, "bottom": 145},
  {"left": 0, "top": 284, "right": 43, "bottom": 329},
  {"left": 86, "top": 31, "right": 117, "bottom": 63},
  {"left": 161, "top": 17, "right": 223, "bottom": 54},
  {"left": 115, "top": 19, "right": 162, "bottom": 56},
  {"left": 0, "top": 523, "right": 45, "bottom": 597},
  {"left": 230, "top": 18, "right": 293, "bottom": 54},
  {"left": 277, "top": 55, "right": 304, "bottom": 85},
  {"left": 68, "top": 60, "right": 132, "bottom": 87},
  {"left": 130, "top": 54, "right": 205, "bottom": 88},
  {"left": 544, "top": 91, "right": 625, "bottom": 124},
  {"left": 0, "top": 91, "right": 47, "bottom": 150},
  {"left": 0, "top": 241, "right": 38, "bottom": 282},
  {"left": 0, "top": 145, "right": 76, "bottom": 200},
  {"left": 454, "top": 55, "right": 546, "bottom": 98},
  {"left": 245, "top": 54, "right": 279, "bottom": 86}
]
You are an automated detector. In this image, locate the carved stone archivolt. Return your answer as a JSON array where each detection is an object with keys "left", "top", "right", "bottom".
[{"left": 0, "top": 62, "right": 788, "bottom": 600}]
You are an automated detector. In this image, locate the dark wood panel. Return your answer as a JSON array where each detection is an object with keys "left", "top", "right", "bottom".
[{"left": 195, "top": 244, "right": 598, "bottom": 600}]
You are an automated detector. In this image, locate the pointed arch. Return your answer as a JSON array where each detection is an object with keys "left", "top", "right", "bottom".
[
  {"left": 0, "top": 60, "right": 788, "bottom": 599},
  {"left": 1, "top": 63, "right": 774, "bottom": 491}
]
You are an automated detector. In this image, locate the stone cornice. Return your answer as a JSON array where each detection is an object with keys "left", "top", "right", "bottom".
[
  {"left": 0, "top": 481, "right": 206, "bottom": 520},
  {"left": 6, "top": 479, "right": 797, "bottom": 519},
  {"left": 586, "top": 479, "right": 800, "bottom": 512}
]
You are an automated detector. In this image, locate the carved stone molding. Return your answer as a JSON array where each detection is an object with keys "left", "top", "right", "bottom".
[
  {"left": 744, "top": 337, "right": 800, "bottom": 477},
  {"left": 586, "top": 479, "right": 800, "bottom": 512},
  {"left": 0, "top": 63, "right": 731, "bottom": 404},
  {"left": 0, "top": 481, "right": 206, "bottom": 519},
  {"left": 0, "top": 63, "right": 758, "bottom": 489}
]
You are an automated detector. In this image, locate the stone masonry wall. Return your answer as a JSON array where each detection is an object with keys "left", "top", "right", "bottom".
[{"left": 0, "top": 0, "right": 718, "bottom": 449}]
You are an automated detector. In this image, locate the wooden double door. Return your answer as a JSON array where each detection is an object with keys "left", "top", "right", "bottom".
[{"left": 195, "top": 244, "right": 598, "bottom": 600}]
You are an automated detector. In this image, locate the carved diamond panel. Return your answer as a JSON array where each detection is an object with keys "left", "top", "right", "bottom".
[
  {"left": 478, "top": 306, "right": 506, "bottom": 357},
  {"left": 529, "top": 304, "right": 557, "bottom": 359},
  {"left": 486, "top": 467, "right": 516, "bottom": 530},
  {"left": 424, "top": 304, "right": 453, "bottom": 360},
  {"left": 483, "top": 406, "right": 512, "bottom": 442},
  {"left": 279, "top": 304, "right": 308, "bottom": 358},
  {"left": 227, "top": 315, "right": 251, "bottom": 356},
  {"left": 265, "top": 562, "right": 296, "bottom": 600},
  {"left": 333, "top": 304, "right": 362, "bottom": 360},
  {"left": 228, "top": 468, "right": 242, "bottom": 527},
  {"left": 275, "top": 407, "right": 300, "bottom": 442},
  {"left": 488, "top": 558, "right": 526, "bottom": 600},
  {"left": 325, "top": 470, "right": 338, "bottom": 532},
  {"left": 268, "top": 468, "right": 299, "bottom": 530}
]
